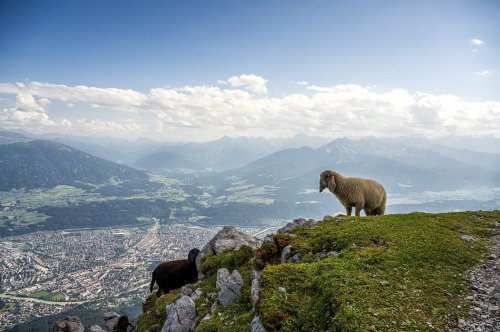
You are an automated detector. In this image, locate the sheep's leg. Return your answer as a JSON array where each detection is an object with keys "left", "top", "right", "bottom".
[
  {"left": 346, "top": 206, "right": 352, "bottom": 216},
  {"left": 156, "top": 288, "right": 162, "bottom": 298},
  {"left": 355, "top": 206, "right": 362, "bottom": 217}
]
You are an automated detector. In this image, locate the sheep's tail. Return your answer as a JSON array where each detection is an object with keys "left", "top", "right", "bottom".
[{"left": 149, "top": 273, "right": 155, "bottom": 293}]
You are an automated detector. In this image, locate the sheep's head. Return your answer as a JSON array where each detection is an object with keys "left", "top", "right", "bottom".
[
  {"left": 188, "top": 248, "right": 200, "bottom": 264},
  {"left": 319, "top": 170, "right": 336, "bottom": 193}
]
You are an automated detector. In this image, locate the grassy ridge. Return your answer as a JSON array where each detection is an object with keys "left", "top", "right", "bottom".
[
  {"left": 258, "top": 212, "right": 497, "bottom": 331},
  {"left": 137, "top": 211, "right": 499, "bottom": 331}
]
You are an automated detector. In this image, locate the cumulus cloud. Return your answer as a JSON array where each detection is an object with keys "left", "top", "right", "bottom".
[
  {"left": 469, "top": 38, "right": 485, "bottom": 46},
  {"left": 0, "top": 81, "right": 147, "bottom": 112},
  {"left": 226, "top": 74, "right": 268, "bottom": 94},
  {"left": 0, "top": 77, "right": 499, "bottom": 140}
]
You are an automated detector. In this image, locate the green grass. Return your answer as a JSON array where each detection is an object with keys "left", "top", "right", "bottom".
[
  {"left": 51, "top": 293, "right": 65, "bottom": 301},
  {"left": 135, "top": 211, "right": 499, "bottom": 332},
  {"left": 29, "top": 291, "right": 66, "bottom": 301},
  {"left": 257, "top": 211, "right": 499, "bottom": 331},
  {"left": 135, "top": 290, "right": 180, "bottom": 332},
  {"left": 31, "top": 291, "right": 50, "bottom": 299}
]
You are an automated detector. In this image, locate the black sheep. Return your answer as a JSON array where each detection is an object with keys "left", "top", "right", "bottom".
[{"left": 150, "top": 248, "right": 200, "bottom": 298}]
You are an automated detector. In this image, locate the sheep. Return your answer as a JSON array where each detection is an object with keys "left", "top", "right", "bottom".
[
  {"left": 150, "top": 248, "right": 200, "bottom": 298},
  {"left": 319, "top": 170, "right": 386, "bottom": 216}
]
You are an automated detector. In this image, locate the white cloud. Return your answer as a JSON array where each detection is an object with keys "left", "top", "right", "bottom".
[
  {"left": 289, "top": 80, "right": 309, "bottom": 86},
  {"left": 474, "top": 70, "right": 490, "bottom": 76},
  {"left": 226, "top": 74, "right": 268, "bottom": 94},
  {"left": 15, "top": 92, "right": 49, "bottom": 112},
  {"left": 0, "top": 81, "right": 147, "bottom": 112},
  {"left": 469, "top": 38, "right": 485, "bottom": 46},
  {"left": 0, "top": 77, "right": 499, "bottom": 140}
]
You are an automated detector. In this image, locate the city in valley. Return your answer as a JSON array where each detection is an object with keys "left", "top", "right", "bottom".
[{"left": 0, "top": 221, "right": 278, "bottom": 330}]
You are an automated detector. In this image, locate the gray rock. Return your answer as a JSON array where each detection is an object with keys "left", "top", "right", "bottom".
[
  {"left": 190, "top": 288, "right": 203, "bottom": 301},
  {"left": 103, "top": 312, "right": 120, "bottom": 331},
  {"left": 461, "top": 235, "right": 475, "bottom": 242},
  {"left": 251, "top": 270, "right": 261, "bottom": 281},
  {"left": 263, "top": 234, "right": 274, "bottom": 243},
  {"left": 380, "top": 280, "right": 390, "bottom": 286},
  {"left": 281, "top": 245, "right": 292, "bottom": 263},
  {"left": 494, "top": 283, "right": 500, "bottom": 294},
  {"left": 277, "top": 218, "right": 316, "bottom": 234},
  {"left": 162, "top": 295, "right": 197, "bottom": 332},
  {"left": 251, "top": 278, "right": 260, "bottom": 305},
  {"left": 251, "top": 269, "right": 261, "bottom": 305},
  {"left": 88, "top": 325, "right": 106, "bottom": 332},
  {"left": 216, "top": 268, "right": 230, "bottom": 290},
  {"left": 251, "top": 315, "right": 267, "bottom": 332},
  {"left": 292, "top": 253, "right": 302, "bottom": 263},
  {"left": 218, "top": 270, "right": 243, "bottom": 307},
  {"left": 50, "top": 316, "right": 84, "bottom": 332},
  {"left": 181, "top": 286, "right": 193, "bottom": 296},
  {"left": 460, "top": 237, "right": 500, "bottom": 330},
  {"left": 323, "top": 215, "right": 334, "bottom": 221},
  {"left": 210, "top": 301, "right": 218, "bottom": 315},
  {"left": 197, "top": 226, "right": 262, "bottom": 278}
]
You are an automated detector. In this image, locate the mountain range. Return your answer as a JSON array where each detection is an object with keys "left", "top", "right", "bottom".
[
  {"left": 0, "top": 140, "right": 149, "bottom": 191},
  {"left": 0, "top": 129, "right": 498, "bottom": 226}
]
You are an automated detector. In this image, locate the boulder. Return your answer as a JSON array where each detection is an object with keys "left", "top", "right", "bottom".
[
  {"left": 88, "top": 326, "right": 106, "bottom": 332},
  {"left": 161, "top": 295, "right": 197, "bottom": 332},
  {"left": 218, "top": 269, "right": 243, "bottom": 307},
  {"left": 50, "top": 317, "right": 84, "bottom": 332},
  {"left": 197, "top": 226, "right": 262, "bottom": 277}
]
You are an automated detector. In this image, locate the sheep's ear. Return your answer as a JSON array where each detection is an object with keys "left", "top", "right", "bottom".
[{"left": 327, "top": 173, "right": 336, "bottom": 192}]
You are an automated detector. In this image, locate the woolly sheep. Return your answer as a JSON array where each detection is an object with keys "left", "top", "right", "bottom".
[
  {"left": 319, "top": 170, "right": 387, "bottom": 216},
  {"left": 150, "top": 248, "right": 200, "bottom": 298}
]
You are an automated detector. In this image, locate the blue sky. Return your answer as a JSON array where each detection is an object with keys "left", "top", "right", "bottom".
[{"left": 0, "top": 0, "right": 499, "bottom": 140}]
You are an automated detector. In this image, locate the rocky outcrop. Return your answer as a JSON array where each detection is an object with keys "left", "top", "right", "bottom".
[
  {"left": 459, "top": 236, "right": 500, "bottom": 331},
  {"left": 196, "top": 226, "right": 262, "bottom": 277},
  {"left": 277, "top": 218, "right": 317, "bottom": 234},
  {"left": 217, "top": 269, "right": 243, "bottom": 307},
  {"left": 50, "top": 316, "right": 84, "bottom": 332},
  {"left": 162, "top": 295, "right": 197, "bottom": 332}
]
